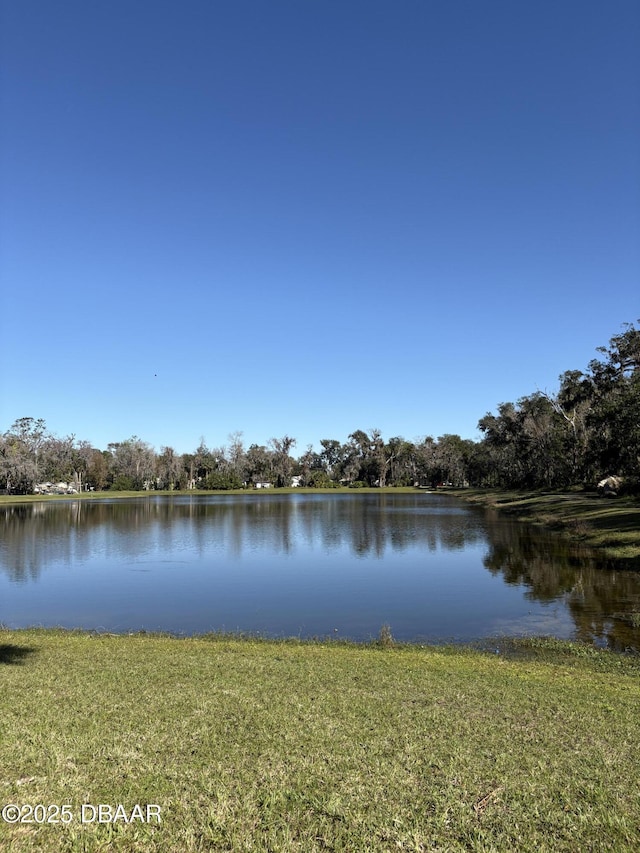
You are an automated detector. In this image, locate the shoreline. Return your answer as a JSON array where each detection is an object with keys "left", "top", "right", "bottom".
[
  {"left": 0, "top": 486, "right": 419, "bottom": 504},
  {"left": 450, "top": 487, "right": 640, "bottom": 563},
  {"left": 3, "top": 484, "right": 639, "bottom": 561},
  {"left": 0, "top": 624, "right": 637, "bottom": 657}
]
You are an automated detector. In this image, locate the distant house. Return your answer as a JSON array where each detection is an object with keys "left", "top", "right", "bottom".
[
  {"left": 255, "top": 481, "right": 272, "bottom": 489},
  {"left": 291, "top": 476, "right": 302, "bottom": 487},
  {"left": 34, "top": 482, "right": 78, "bottom": 495}
]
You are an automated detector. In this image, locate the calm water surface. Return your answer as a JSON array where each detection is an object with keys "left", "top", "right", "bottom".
[{"left": 1, "top": 493, "right": 639, "bottom": 649}]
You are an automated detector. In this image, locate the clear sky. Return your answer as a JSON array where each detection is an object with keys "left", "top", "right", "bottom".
[{"left": 1, "top": 1, "right": 638, "bottom": 455}]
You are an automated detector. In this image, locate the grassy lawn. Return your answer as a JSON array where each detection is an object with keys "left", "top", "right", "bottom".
[
  {"left": 454, "top": 488, "right": 640, "bottom": 562},
  {"left": 1, "top": 630, "right": 639, "bottom": 852}
]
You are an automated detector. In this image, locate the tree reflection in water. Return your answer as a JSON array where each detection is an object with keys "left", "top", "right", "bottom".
[
  {"left": 1, "top": 495, "right": 639, "bottom": 649},
  {"left": 483, "top": 515, "right": 640, "bottom": 651}
]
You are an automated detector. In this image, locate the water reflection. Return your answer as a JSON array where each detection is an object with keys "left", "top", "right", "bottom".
[
  {"left": 1, "top": 494, "right": 639, "bottom": 648},
  {"left": 0, "top": 495, "right": 484, "bottom": 581},
  {"left": 482, "top": 512, "right": 640, "bottom": 651}
]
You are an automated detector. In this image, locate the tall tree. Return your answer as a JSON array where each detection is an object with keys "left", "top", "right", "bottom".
[
  {"left": 227, "top": 431, "right": 247, "bottom": 484},
  {"left": 319, "top": 439, "right": 342, "bottom": 480},
  {"left": 85, "top": 449, "right": 109, "bottom": 491},
  {"left": 193, "top": 440, "right": 216, "bottom": 484},
  {"left": 107, "top": 437, "right": 156, "bottom": 490},
  {"left": 386, "top": 437, "right": 417, "bottom": 486},
  {"left": 587, "top": 323, "right": 640, "bottom": 478},
  {"left": 245, "top": 444, "right": 273, "bottom": 485},
  {"left": 41, "top": 434, "right": 77, "bottom": 484},
  {"left": 269, "top": 436, "right": 297, "bottom": 487},
  {"left": 156, "top": 446, "right": 182, "bottom": 490},
  {"left": 0, "top": 417, "right": 48, "bottom": 493}
]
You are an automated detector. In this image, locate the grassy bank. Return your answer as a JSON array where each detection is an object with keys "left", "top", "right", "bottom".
[
  {"left": 453, "top": 488, "right": 640, "bottom": 562},
  {"left": 1, "top": 630, "right": 639, "bottom": 852},
  {"left": 0, "top": 487, "right": 420, "bottom": 505}
]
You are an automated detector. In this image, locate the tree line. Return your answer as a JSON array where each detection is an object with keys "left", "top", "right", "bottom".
[{"left": 1, "top": 323, "right": 638, "bottom": 495}]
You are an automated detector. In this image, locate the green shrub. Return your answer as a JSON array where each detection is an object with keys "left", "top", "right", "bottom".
[
  {"left": 201, "top": 472, "right": 244, "bottom": 490},
  {"left": 305, "top": 471, "right": 339, "bottom": 488},
  {"left": 110, "top": 474, "right": 135, "bottom": 491}
]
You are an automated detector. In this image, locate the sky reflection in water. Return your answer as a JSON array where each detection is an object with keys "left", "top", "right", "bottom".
[{"left": 1, "top": 493, "right": 639, "bottom": 649}]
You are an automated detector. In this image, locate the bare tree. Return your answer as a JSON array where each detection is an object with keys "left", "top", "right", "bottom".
[{"left": 227, "top": 431, "right": 246, "bottom": 483}]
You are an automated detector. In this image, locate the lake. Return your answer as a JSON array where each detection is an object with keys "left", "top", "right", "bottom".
[{"left": 1, "top": 492, "right": 639, "bottom": 649}]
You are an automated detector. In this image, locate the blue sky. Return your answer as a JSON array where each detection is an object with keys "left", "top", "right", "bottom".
[{"left": 1, "top": 1, "right": 638, "bottom": 455}]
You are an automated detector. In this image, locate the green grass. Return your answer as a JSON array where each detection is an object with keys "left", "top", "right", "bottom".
[
  {"left": 0, "top": 487, "right": 420, "bottom": 505},
  {"left": 1, "top": 629, "right": 639, "bottom": 852},
  {"left": 455, "top": 488, "right": 640, "bottom": 561}
]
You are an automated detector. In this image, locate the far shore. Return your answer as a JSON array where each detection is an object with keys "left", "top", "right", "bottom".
[
  {"left": 2, "top": 485, "right": 639, "bottom": 562},
  {"left": 0, "top": 486, "right": 419, "bottom": 503}
]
